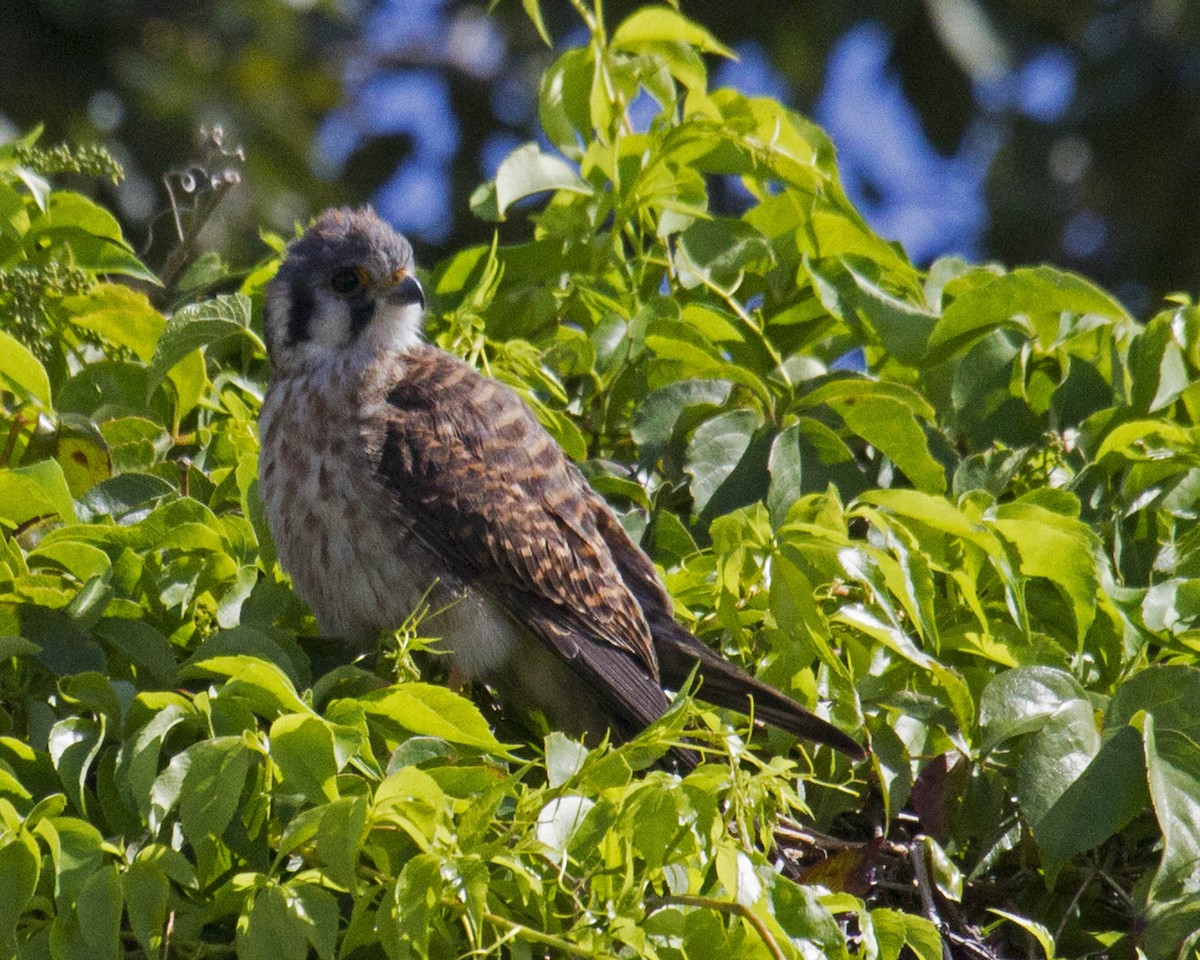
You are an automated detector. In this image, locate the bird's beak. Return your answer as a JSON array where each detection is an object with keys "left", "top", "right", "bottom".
[{"left": 385, "top": 269, "right": 425, "bottom": 311}]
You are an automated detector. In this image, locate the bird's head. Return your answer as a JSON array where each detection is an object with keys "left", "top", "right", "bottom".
[{"left": 264, "top": 207, "right": 426, "bottom": 371}]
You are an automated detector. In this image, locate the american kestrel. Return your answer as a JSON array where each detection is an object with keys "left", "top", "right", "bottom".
[{"left": 258, "top": 208, "right": 865, "bottom": 765}]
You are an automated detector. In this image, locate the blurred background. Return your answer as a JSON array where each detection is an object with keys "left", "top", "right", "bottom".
[{"left": 3, "top": 0, "right": 1197, "bottom": 317}]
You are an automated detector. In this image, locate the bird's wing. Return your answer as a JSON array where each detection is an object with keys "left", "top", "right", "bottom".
[
  {"left": 373, "top": 346, "right": 669, "bottom": 729},
  {"left": 590, "top": 498, "right": 867, "bottom": 759}
]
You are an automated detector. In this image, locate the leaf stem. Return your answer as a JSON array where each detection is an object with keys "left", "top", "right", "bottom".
[
  {"left": 1, "top": 412, "right": 28, "bottom": 468},
  {"left": 480, "top": 909, "right": 600, "bottom": 957}
]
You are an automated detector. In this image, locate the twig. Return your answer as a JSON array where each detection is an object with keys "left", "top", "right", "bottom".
[
  {"left": 159, "top": 909, "right": 173, "bottom": 960},
  {"left": 647, "top": 894, "right": 786, "bottom": 960},
  {"left": 1, "top": 413, "right": 28, "bottom": 468},
  {"left": 480, "top": 910, "right": 599, "bottom": 958},
  {"left": 154, "top": 126, "right": 244, "bottom": 308},
  {"left": 908, "top": 838, "right": 954, "bottom": 960}
]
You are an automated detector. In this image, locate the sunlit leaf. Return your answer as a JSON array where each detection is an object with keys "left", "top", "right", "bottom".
[
  {"left": 478, "top": 142, "right": 590, "bottom": 221},
  {"left": 0, "top": 330, "right": 51, "bottom": 407},
  {"left": 360, "top": 683, "right": 509, "bottom": 752},
  {"left": 0, "top": 459, "right": 79, "bottom": 526}
]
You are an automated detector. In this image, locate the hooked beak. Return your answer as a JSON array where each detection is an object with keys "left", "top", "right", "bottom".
[{"left": 385, "top": 269, "right": 425, "bottom": 311}]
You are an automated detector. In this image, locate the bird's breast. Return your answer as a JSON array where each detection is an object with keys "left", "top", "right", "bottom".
[
  {"left": 258, "top": 369, "right": 426, "bottom": 645},
  {"left": 257, "top": 364, "right": 524, "bottom": 672}
]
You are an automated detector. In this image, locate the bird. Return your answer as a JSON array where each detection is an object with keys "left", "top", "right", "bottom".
[{"left": 257, "top": 207, "right": 866, "bottom": 768}]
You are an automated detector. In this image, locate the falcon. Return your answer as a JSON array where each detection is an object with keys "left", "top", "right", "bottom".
[{"left": 258, "top": 207, "right": 865, "bottom": 766}]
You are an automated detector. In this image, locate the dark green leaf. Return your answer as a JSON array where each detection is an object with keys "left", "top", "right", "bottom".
[
  {"left": 178, "top": 736, "right": 252, "bottom": 844},
  {"left": 122, "top": 860, "right": 169, "bottom": 956},
  {"left": 1145, "top": 716, "right": 1200, "bottom": 902},
  {"left": 683, "top": 408, "right": 766, "bottom": 518},
  {"left": 1033, "top": 725, "right": 1148, "bottom": 883},
  {"left": 979, "top": 667, "right": 1088, "bottom": 754},
  {"left": 0, "top": 831, "right": 40, "bottom": 944},
  {"left": 237, "top": 882, "right": 309, "bottom": 960},
  {"left": 145, "top": 294, "right": 261, "bottom": 400}
]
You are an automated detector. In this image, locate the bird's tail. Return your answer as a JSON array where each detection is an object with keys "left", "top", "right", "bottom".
[{"left": 654, "top": 620, "right": 867, "bottom": 761}]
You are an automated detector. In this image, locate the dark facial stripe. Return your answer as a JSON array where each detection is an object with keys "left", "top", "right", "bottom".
[
  {"left": 348, "top": 296, "right": 377, "bottom": 339},
  {"left": 287, "top": 276, "right": 315, "bottom": 345}
]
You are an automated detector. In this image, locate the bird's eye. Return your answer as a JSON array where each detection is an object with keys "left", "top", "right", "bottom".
[{"left": 330, "top": 267, "right": 366, "bottom": 294}]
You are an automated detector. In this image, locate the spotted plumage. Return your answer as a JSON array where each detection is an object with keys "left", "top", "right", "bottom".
[{"left": 258, "top": 207, "right": 865, "bottom": 765}]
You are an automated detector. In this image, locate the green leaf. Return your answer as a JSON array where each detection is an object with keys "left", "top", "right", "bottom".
[
  {"left": 871, "top": 908, "right": 944, "bottom": 960},
  {"left": 55, "top": 420, "right": 112, "bottom": 497},
  {"left": 1032, "top": 725, "right": 1148, "bottom": 883},
  {"left": 377, "top": 854, "right": 443, "bottom": 960},
  {"left": 1108, "top": 665, "right": 1200, "bottom": 743},
  {"left": 807, "top": 257, "right": 935, "bottom": 364},
  {"left": 28, "top": 192, "right": 158, "bottom": 283},
  {"left": 766, "top": 422, "right": 805, "bottom": 524},
  {"left": 1016, "top": 696, "right": 1100, "bottom": 830},
  {"left": 927, "top": 266, "right": 1130, "bottom": 358},
  {"left": 0, "top": 330, "right": 51, "bottom": 407},
  {"left": 536, "top": 794, "right": 596, "bottom": 858},
  {"left": 673, "top": 217, "right": 774, "bottom": 291},
  {"left": 0, "top": 459, "right": 79, "bottom": 526},
  {"left": 114, "top": 701, "right": 192, "bottom": 817},
  {"left": 51, "top": 862, "right": 122, "bottom": 960},
  {"left": 122, "top": 860, "right": 169, "bottom": 957},
  {"left": 631, "top": 378, "right": 732, "bottom": 464},
  {"left": 715, "top": 846, "right": 763, "bottom": 908},
  {"left": 987, "top": 910, "right": 1056, "bottom": 960},
  {"left": 58, "top": 672, "right": 123, "bottom": 731},
  {"left": 545, "top": 731, "right": 589, "bottom": 787},
  {"left": 184, "top": 655, "right": 310, "bottom": 717},
  {"left": 0, "top": 636, "right": 41, "bottom": 659},
  {"left": 178, "top": 736, "right": 252, "bottom": 844},
  {"left": 28, "top": 538, "right": 111, "bottom": 582},
  {"left": 611, "top": 6, "right": 736, "bottom": 59},
  {"left": 47, "top": 716, "right": 103, "bottom": 816},
  {"left": 79, "top": 472, "right": 174, "bottom": 520},
  {"left": 831, "top": 393, "right": 945, "bottom": 494},
  {"left": 520, "top": 0, "right": 551, "bottom": 45},
  {"left": 978, "top": 666, "right": 1088, "bottom": 754},
  {"left": 145, "top": 294, "right": 260, "bottom": 400},
  {"left": 0, "top": 830, "right": 40, "bottom": 944},
  {"left": 480, "top": 142, "right": 590, "bottom": 221},
  {"left": 1130, "top": 311, "right": 1190, "bottom": 414},
  {"left": 269, "top": 713, "right": 340, "bottom": 803},
  {"left": 62, "top": 283, "right": 165, "bottom": 362},
  {"left": 683, "top": 408, "right": 767, "bottom": 519},
  {"left": 538, "top": 48, "right": 593, "bottom": 158},
  {"left": 1142, "top": 899, "right": 1200, "bottom": 960},
  {"left": 921, "top": 836, "right": 962, "bottom": 902},
  {"left": 373, "top": 766, "right": 447, "bottom": 848},
  {"left": 991, "top": 502, "right": 1100, "bottom": 645},
  {"left": 290, "top": 881, "right": 340, "bottom": 960},
  {"left": 314, "top": 796, "right": 369, "bottom": 893},
  {"left": 360, "top": 683, "right": 509, "bottom": 752},
  {"left": 41, "top": 815, "right": 106, "bottom": 901},
  {"left": 238, "top": 883, "right": 309, "bottom": 960},
  {"left": 1145, "top": 714, "right": 1200, "bottom": 902}
]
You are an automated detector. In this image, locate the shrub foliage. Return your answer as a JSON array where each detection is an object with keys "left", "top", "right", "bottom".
[{"left": 3, "top": 3, "right": 1200, "bottom": 958}]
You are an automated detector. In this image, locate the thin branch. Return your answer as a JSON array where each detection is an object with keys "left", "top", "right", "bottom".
[
  {"left": 647, "top": 894, "right": 786, "bottom": 960},
  {"left": 908, "top": 839, "right": 954, "bottom": 960},
  {"left": 480, "top": 910, "right": 600, "bottom": 958},
  {"left": 154, "top": 126, "right": 244, "bottom": 309}
]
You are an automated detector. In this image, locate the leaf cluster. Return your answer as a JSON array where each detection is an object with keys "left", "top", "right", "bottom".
[{"left": 3, "top": 2, "right": 1200, "bottom": 957}]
